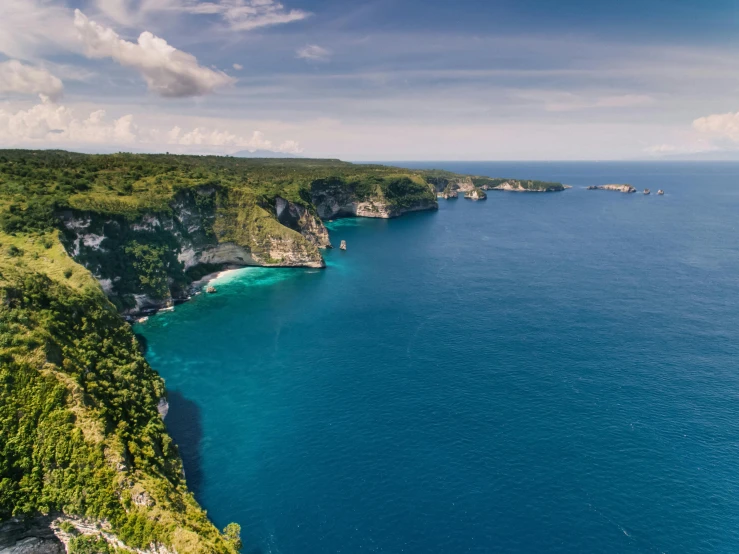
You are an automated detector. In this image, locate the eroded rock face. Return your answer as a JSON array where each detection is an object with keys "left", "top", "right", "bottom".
[
  {"left": 0, "top": 518, "right": 63, "bottom": 554},
  {"left": 310, "top": 180, "right": 437, "bottom": 220},
  {"left": 313, "top": 196, "right": 436, "bottom": 220},
  {"left": 275, "top": 197, "right": 331, "bottom": 248},
  {"left": 58, "top": 186, "right": 325, "bottom": 314},
  {"left": 464, "top": 188, "right": 487, "bottom": 201},
  {"left": 0, "top": 516, "right": 176, "bottom": 554},
  {"left": 0, "top": 537, "right": 64, "bottom": 554}
]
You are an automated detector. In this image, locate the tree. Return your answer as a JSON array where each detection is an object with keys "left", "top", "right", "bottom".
[{"left": 223, "top": 523, "right": 243, "bottom": 551}]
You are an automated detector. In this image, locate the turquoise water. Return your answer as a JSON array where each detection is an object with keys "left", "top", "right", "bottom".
[{"left": 138, "top": 162, "right": 739, "bottom": 553}]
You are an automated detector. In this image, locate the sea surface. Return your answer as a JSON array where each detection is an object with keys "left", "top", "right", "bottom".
[{"left": 137, "top": 162, "right": 739, "bottom": 553}]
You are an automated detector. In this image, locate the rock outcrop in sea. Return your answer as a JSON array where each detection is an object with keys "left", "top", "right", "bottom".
[
  {"left": 586, "top": 184, "right": 637, "bottom": 193},
  {"left": 464, "top": 188, "right": 487, "bottom": 201}
]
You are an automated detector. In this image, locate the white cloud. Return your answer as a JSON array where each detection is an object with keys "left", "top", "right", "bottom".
[
  {"left": 296, "top": 44, "right": 331, "bottom": 62},
  {"left": 181, "top": 0, "right": 310, "bottom": 31},
  {"left": 0, "top": 96, "right": 137, "bottom": 144},
  {"left": 0, "top": 96, "right": 302, "bottom": 153},
  {"left": 0, "top": 0, "right": 78, "bottom": 60},
  {"left": 0, "top": 60, "right": 64, "bottom": 100},
  {"left": 74, "top": 9, "right": 235, "bottom": 98},
  {"left": 693, "top": 111, "right": 739, "bottom": 142},
  {"left": 233, "top": 63, "right": 244, "bottom": 70},
  {"left": 92, "top": 0, "right": 310, "bottom": 31},
  {"left": 167, "top": 127, "right": 302, "bottom": 153}
]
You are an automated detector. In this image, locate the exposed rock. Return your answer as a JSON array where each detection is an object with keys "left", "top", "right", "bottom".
[
  {"left": 0, "top": 517, "right": 62, "bottom": 554},
  {"left": 0, "top": 537, "right": 64, "bottom": 554},
  {"left": 657, "top": 189, "right": 664, "bottom": 195},
  {"left": 644, "top": 189, "right": 651, "bottom": 195},
  {"left": 157, "top": 397, "right": 169, "bottom": 419},
  {"left": 464, "top": 188, "right": 487, "bottom": 201},
  {"left": 275, "top": 197, "right": 332, "bottom": 248},
  {"left": 587, "top": 184, "right": 637, "bottom": 193},
  {"left": 206, "top": 286, "right": 217, "bottom": 294},
  {"left": 311, "top": 180, "right": 437, "bottom": 220},
  {"left": 487, "top": 181, "right": 566, "bottom": 192},
  {"left": 194, "top": 243, "right": 255, "bottom": 268},
  {"left": 0, "top": 516, "right": 177, "bottom": 554},
  {"left": 59, "top": 185, "right": 325, "bottom": 315}
]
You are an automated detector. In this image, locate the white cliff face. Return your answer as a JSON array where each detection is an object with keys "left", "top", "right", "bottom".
[
  {"left": 98, "top": 278, "right": 114, "bottom": 294},
  {"left": 197, "top": 243, "right": 257, "bottom": 266},
  {"left": 131, "top": 215, "right": 162, "bottom": 232},
  {"left": 313, "top": 195, "right": 437, "bottom": 220},
  {"left": 157, "top": 398, "right": 169, "bottom": 419},
  {"left": 82, "top": 234, "right": 106, "bottom": 249},
  {"left": 275, "top": 197, "right": 331, "bottom": 247},
  {"left": 454, "top": 177, "right": 475, "bottom": 193}
]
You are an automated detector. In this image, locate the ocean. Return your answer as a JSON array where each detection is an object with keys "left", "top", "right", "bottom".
[{"left": 137, "top": 162, "right": 739, "bottom": 553}]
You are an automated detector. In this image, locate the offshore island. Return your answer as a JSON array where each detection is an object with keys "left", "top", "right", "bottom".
[{"left": 0, "top": 150, "right": 568, "bottom": 553}]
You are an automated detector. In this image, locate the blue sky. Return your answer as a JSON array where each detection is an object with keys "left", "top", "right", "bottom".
[{"left": 0, "top": 0, "right": 737, "bottom": 159}]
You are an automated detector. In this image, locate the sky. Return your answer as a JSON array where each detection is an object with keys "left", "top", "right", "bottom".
[{"left": 0, "top": 0, "right": 738, "bottom": 160}]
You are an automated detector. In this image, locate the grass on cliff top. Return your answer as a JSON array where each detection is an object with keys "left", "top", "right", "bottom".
[
  {"left": 0, "top": 150, "right": 441, "bottom": 232},
  {"left": 0, "top": 230, "right": 98, "bottom": 293}
]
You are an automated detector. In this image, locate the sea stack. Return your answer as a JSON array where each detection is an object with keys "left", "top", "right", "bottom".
[{"left": 340, "top": 240, "right": 347, "bottom": 251}]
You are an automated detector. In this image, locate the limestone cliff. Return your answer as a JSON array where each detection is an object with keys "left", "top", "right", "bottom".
[
  {"left": 483, "top": 180, "right": 567, "bottom": 192},
  {"left": 310, "top": 176, "right": 438, "bottom": 220},
  {"left": 59, "top": 186, "right": 325, "bottom": 315}
]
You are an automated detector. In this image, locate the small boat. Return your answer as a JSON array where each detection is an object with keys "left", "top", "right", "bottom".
[
  {"left": 206, "top": 286, "right": 217, "bottom": 294},
  {"left": 657, "top": 190, "right": 664, "bottom": 195},
  {"left": 643, "top": 189, "right": 651, "bottom": 195},
  {"left": 340, "top": 240, "right": 347, "bottom": 251}
]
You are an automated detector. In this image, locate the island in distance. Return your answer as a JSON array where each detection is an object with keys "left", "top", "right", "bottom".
[
  {"left": 587, "top": 184, "right": 637, "bottom": 193},
  {"left": 429, "top": 171, "right": 568, "bottom": 200}
]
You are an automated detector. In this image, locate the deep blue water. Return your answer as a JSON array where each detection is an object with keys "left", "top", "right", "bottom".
[{"left": 138, "top": 162, "right": 739, "bottom": 553}]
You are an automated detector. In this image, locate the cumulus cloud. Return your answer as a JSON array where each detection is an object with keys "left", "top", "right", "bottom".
[
  {"left": 0, "top": 96, "right": 302, "bottom": 154},
  {"left": 74, "top": 9, "right": 235, "bottom": 98},
  {"left": 693, "top": 111, "right": 739, "bottom": 142},
  {"left": 167, "top": 127, "right": 302, "bottom": 153},
  {"left": 92, "top": 0, "right": 310, "bottom": 31},
  {"left": 0, "top": 96, "right": 137, "bottom": 144},
  {"left": 0, "top": 60, "right": 64, "bottom": 100},
  {"left": 296, "top": 44, "right": 331, "bottom": 62}
]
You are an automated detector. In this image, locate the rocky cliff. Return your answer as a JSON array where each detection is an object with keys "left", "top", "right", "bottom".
[
  {"left": 483, "top": 180, "right": 567, "bottom": 192},
  {"left": 59, "top": 185, "right": 327, "bottom": 315},
  {"left": 310, "top": 176, "right": 437, "bottom": 220}
]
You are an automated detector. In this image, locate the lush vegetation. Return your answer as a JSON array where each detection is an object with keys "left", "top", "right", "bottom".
[
  {"left": 0, "top": 150, "right": 444, "bottom": 551},
  {"left": 0, "top": 150, "right": 550, "bottom": 552},
  {"left": 0, "top": 259, "right": 240, "bottom": 552}
]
